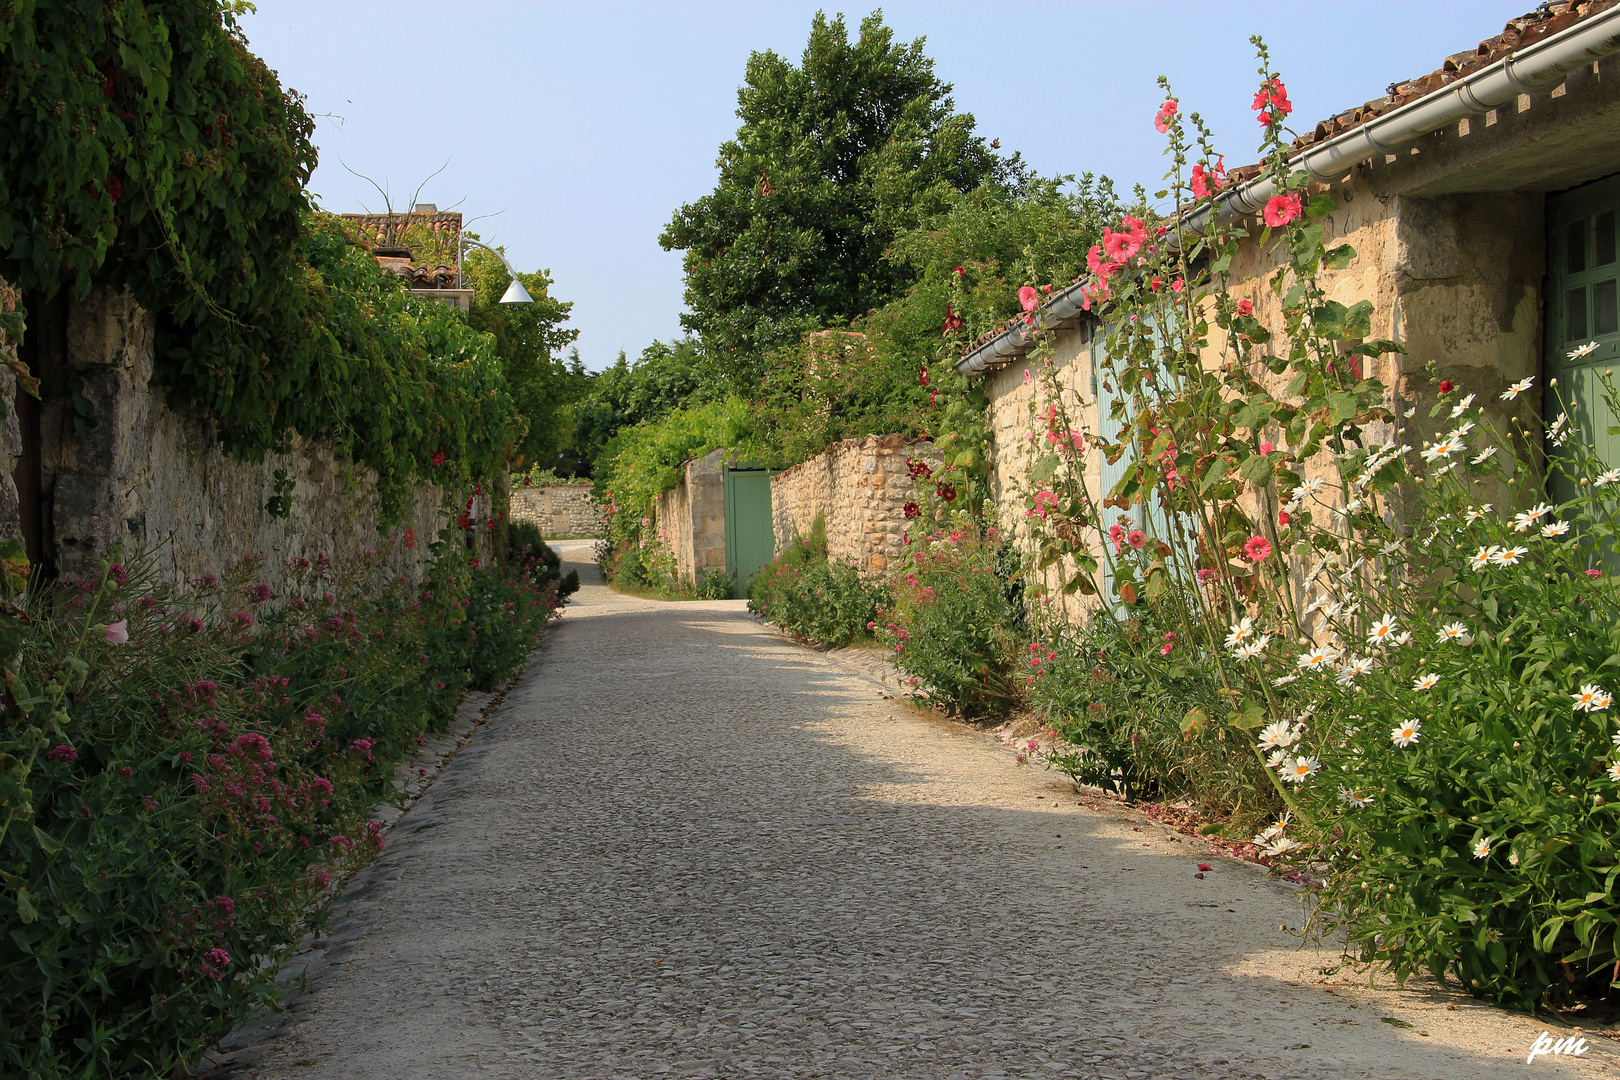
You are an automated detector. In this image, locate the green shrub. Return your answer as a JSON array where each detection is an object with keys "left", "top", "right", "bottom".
[
  {"left": 873, "top": 515, "right": 1022, "bottom": 716},
  {"left": 747, "top": 518, "right": 885, "bottom": 646},
  {"left": 0, "top": 534, "right": 560, "bottom": 1078},
  {"left": 695, "top": 567, "right": 738, "bottom": 600}
]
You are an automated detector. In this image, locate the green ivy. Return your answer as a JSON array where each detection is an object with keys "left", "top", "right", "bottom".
[{"left": 0, "top": 1, "right": 519, "bottom": 520}]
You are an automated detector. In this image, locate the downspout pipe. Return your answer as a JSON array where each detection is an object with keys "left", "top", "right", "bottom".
[{"left": 955, "top": 5, "right": 1620, "bottom": 376}]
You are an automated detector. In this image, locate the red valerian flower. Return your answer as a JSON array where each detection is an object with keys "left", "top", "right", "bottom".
[
  {"left": 47, "top": 744, "right": 78, "bottom": 763},
  {"left": 1262, "top": 193, "right": 1303, "bottom": 228},
  {"left": 1236, "top": 298, "right": 1254, "bottom": 316},
  {"left": 1438, "top": 380, "right": 1455, "bottom": 394},
  {"left": 1153, "top": 99, "right": 1179, "bottom": 134},
  {"left": 1243, "top": 535, "right": 1273, "bottom": 562},
  {"left": 1018, "top": 286, "right": 1040, "bottom": 312}
]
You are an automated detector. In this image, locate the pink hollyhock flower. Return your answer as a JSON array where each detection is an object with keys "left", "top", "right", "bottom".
[
  {"left": 1108, "top": 523, "right": 1124, "bottom": 552},
  {"left": 104, "top": 620, "right": 128, "bottom": 645},
  {"left": 1279, "top": 511, "right": 1290, "bottom": 526},
  {"left": 1032, "top": 490, "right": 1057, "bottom": 519},
  {"left": 1236, "top": 298, "right": 1254, "bottom": 316},
  {"left": 1150, "top": 278, "right": 1162, "bottom": 292},
  {"left": 1154, "top": 99, "right": 1178, "bottom": 133},
  {"left": 1252, "top": 76, "right": 1293, "bottom": 124},
  {"left": 1243, "top": 535, "right": 1273, "bottom": 562},
  {"left": 1127, "top": 529, "right": 1146, "bottom": 550},
  {"left": 1018, "top": 286, "right": 1040, "bottom": 312},
  {"left": 1263, "top": 193, "right": 1303, "bottom": 228},
  {"left": 1190, "top": 159, "right": 1224, "bottom": 200},
  {"left": 1259, "top": 441, "right": 1274, "bottom": 454},
  {"left": 1171, "top": 277, "right": 1185, "bottom": 294}
]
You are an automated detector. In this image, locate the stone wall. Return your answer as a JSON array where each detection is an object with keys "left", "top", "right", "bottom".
[
  {"left": 509, "top": 482, "right": 603, "bottom": 538},
  {"left": 769, "top": 434, "right": 938, "bottom": 577},
  {"left": 29, "top": 285, "right": 467, "bottom": 587},
  {"left": 653, "top": 448, "right": 727, "bottom": 584}
]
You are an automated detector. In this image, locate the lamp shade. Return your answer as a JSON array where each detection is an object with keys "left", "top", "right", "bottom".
[{"left": 499, "top": 277, "right": 534, "bottom": 304}]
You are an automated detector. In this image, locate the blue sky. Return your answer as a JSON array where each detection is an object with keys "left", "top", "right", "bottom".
[{"left": 241, "top": 0, "right": 1534, "bottom": 369}]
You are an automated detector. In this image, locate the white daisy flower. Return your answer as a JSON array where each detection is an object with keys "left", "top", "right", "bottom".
[
  {"left": 1500, "top": 377, "right": 1535, "bottom": 401},
  {"left": 1338, "top": 787, "right": 1373, "bottom": 808},
  {"left": 1575, "top": 684, "right": 1611, "bottom": 712},
  {"left": 1264, "top": 836, "right": 1304, "bottom": 857},
  {"left": 1598, "top": 691, "right": 1615, "bottom": 711},
  {"left": 1438, "top": 622, "right": 1473, "bottom": 645},
  {"left": 1465, "top": 505, "right": 1491, "bottom": 523},
  {"left": 1420, "top": 439, "right": 1461, "bottom": 463},
  {"left": 1570, "top": 341, "right": 1600, "bottom": 360},
  {"left": 1272, "top": 673, "right": 1300, "bottom": 687},
  {"left": 1542, "top": 520, "right": 1571, "bottom": 538},
  {"left": 1390, "top": 718, "right": 1422, "bottom": 747},
  {"left": 1265, "top": 748, "right": 1288, "bottom": 768},
  {"left": 1254, "top": 814, "right": 1290, "bottom": 843},
  {"left": 1256, "top": 720, "right": 1298, "bottom": 751},
  {"left": 1380, "top": 539, "right": 1405, "bottom": 556},
  {"left": 1279, "top": 755, "right": 1321, "bottom": 784},
  {"left": 1470, "top": 447, "right": 1498, "bottom": 465},
  {"left": 1296, "top": 646, "right": 1337, "bottom": 671},
  {"left": 1391, "top": 630, "right": 1412, "bottom": 647},
  {"left": 1403, "top": 407, "right": 1416, "bottom": 418},
  {"left": 1448, "top": 420, "right": 1477, "bottom": 440},
  {"left": 1469, "top": 546, "right": 1497, "bottom": 570},
  {"left": 1472, "top": 838, "right": 1491, "bottom": 860},
  {"left": 1336, "top": 656, "right": 1376, "bottom": 685},
  {"left": 1549, "top": 413, "right": 1572, "bottom": 447},
  {"left": 1366, "top": 613, "right": 1399, "bottom": 645},
  {"left": 1320, "top": 600, "right": 1344, "bottom": 619},
  {"left": 1224, "top": 617, "right": 1255, "bottom": 649},
  {"left": 1608, "top": 763, "right": 1620, "bottom": 783},
  {"left": 1597, "top": 468, "right": 1620, "bottom": 488},
  {"left": 1449, "top": 394, "right": 1476, "bottom": 418},
  {"left": 1412, "top": 672, "right": 1440, "bottom": 691},
  {"left": 1490, "top": 546, "right": 1529, "bottom": 566},
  {"left": 1233, "top": 638, "right": 1269, "bottom": 661},
  {"left": 1295, "top": 477, "right": 1324, "bottom": 499}
]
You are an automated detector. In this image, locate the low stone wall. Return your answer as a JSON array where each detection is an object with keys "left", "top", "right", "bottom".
[
  {"left": 509, "top": 482, "right": 603, "bottom": 538},
  {"left": 27, "top": 285, "right": 476, "bottom": 588},
  {"left": 769, "top": 434, "right": 937, "bottom": 577},
  {"left": 654, "top": 448, "right": 726, "bottom": 584}
]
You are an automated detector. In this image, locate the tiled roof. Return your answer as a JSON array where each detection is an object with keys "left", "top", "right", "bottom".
[{"left": 372, "top": 255, "right": 460, "bottom": 289}]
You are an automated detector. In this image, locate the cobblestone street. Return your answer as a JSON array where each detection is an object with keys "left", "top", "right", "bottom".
[{"left": 239, "top": 543, "right": 1614, "bottom": 1080}]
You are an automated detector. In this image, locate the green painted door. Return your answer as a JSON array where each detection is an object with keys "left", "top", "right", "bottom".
[
  {"left": 724, "top": 468, "right": 774, "bottom": 597},
  {"left": 1546, "top": 174, "right": 1620, "bottom": 509}
]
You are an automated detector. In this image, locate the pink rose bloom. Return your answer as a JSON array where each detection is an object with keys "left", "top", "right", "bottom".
[{"left": 104, "top": 620, "right": 128, "bottom": 645}]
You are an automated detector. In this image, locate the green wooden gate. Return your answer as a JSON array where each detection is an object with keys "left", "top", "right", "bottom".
[
  {"left": 723, "top": 467, "right": 774, "bottom": 598},
  {"left": 1545, "top": 174, "right": 1620, "bottom": 509}
]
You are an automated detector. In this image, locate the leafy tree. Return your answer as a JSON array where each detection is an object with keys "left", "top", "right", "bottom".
[
  {"left": 660, "top": 10, "right": 1006, "bottom": 388},
  {"left": 570, "top": 338, "right": 718, "bottom": 475},
  {"left": 462, "top": 246, "right": 582, "bottom": 471}
]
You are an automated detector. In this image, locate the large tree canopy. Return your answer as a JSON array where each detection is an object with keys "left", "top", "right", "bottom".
[{"left": 659, "top": 10, "right": 1005, "bottom": 388}]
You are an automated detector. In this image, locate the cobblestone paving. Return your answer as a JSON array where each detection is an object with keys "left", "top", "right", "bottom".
[{"left": 243, "top": 543, "right": 1616, "bottom": 1080}]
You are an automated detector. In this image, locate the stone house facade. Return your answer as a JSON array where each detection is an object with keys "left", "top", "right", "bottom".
[{"left": 957, "top": 2, "right": 1620, "bottom": 605}]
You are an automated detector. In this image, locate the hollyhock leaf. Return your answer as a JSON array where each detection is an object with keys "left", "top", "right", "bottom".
[{"left": 1305, "top": 193, "right": 1339, "bottom": 217}]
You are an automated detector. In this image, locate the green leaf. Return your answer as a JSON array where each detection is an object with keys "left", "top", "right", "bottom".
[
  {"left": 14, "top": 887, "right": 35, "bottom": 924},
  {"left": 1229, "top": 700, "right": 1266, "bottom": 730},
  {"left": 1306, "top": 194, "right": 1339, "bottom": 217},
  {"left": 1181, "top": 706, "right": 1208, "bottom": 735}
]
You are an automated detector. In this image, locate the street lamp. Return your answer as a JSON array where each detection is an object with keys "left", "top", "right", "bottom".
[{"left": 458, "top": 236, "right": 534, "bottom": 304}]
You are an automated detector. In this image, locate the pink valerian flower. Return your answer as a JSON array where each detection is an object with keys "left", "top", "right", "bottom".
[
  {"left": 1154, "top": 99, "right": 1178, "bottom": 133},
  {"left": 246, "top": 583, "right": 271, "bottom": 604},
  {"left": 199, "top": 948, "right": 231, "bottom": 981},
  {"left": 1197, "top": 568, "right": 1217, "bottom": 581},
  {"left": 1018, "top": 286, "right": 1040, "bottom": 312},
  {"left": 47, "top": 744, "right": 78, "bottom": 763},
  {"left": 1587, "top": 568, "right": 1603, "bottom": 578},
  {"left": 1263, "top": 193, "right": 1303, "bottom": 228},
  {"left": 229, "top": 611, "right": 254, "bottom": 631},
  {"left": 1253, "top": 76, "right": 1293, "bottom": 124},
  {"left": 108, "top": 562, "right": 128, "bottom": 586},
  {"left": 1244, "top": 535, "right": 1273, "bottom": 562},
  {"left": 1127, "top": 530, "right": 1146, "bottom": 550},
  {"left": 104, "top": 620, "right": 128, "bottom": 645}
]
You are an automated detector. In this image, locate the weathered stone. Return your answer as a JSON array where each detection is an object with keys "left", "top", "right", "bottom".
[
  {"left": 770, "top": 434, "right": 937, "bottom": 576},
  {"left": 509, "top": 483, "right": 603, "bottom": 538}
]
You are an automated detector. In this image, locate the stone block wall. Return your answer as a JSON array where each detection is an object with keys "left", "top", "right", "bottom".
[
  {"left": 509, "top": 482, "right": 603, "bottom": 537},
  {"left": 27, "top": 285, "right": 468, "bottom": 588},
  {"left": 769, "top": 434, "right": 938, "bottom": 577},
  {"left": 654, "top": 448, "right": 727, "bottom": 584}
]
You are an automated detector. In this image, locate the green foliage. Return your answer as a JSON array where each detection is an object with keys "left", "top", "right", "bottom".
[
  {"left": 873, "top": 515, "right": 1023, "bottom": 716},
  {"left": 660, "top": 10, "right": 1007, "bottom": 388},
  {"left": 505, "top": 520, "right": 580, "bottom": 600},
  {"left": 463, "top": 246, "right": 583, "bottom": 473},
  {"left": 695, "top": 567, "right": 738, "bottom": 600},
  {"left": 0, "top": 537, "right": 559, "bottom": 1078},
  {"left": 747, "top": 516, "right": 886, "bottom": 646},
  {"left": 595, "top": 396, "right": 755, "bottom": 547},
  {"left": 0, "top": 3, "right": 519, "bottom": 519},
  {"left": 569, "top": 339, "right": 718, "bottom": 477}
]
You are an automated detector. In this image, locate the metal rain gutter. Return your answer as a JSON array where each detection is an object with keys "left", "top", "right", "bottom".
[{"left": 955, "top": 5, "right": 1620, "bottom": 376}]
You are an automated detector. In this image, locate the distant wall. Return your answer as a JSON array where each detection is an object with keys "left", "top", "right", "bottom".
[
  {"left": 27, "top": 285, "right": 472, "bottom": 587},
  {"left": 509, "top": 482, "right": 603, "bottom": 538},
  {"left": 769, "top": 434, "right": 937, "bottom": 576},
  {"left": 653, "top": 448, "right": 727, "bottom": 584}
]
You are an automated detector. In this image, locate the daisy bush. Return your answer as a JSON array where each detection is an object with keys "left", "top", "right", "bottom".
[{"left": 995, "top": 39, "right": 1620, "bottom": 1007}]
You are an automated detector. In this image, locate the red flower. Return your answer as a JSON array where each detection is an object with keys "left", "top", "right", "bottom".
[
  {"left": 403, "top": 528, "right": 417, "bottom": 550},
  {"left": 1243, "top": 535, "right": 1273, "bottom": 562},
  {"left": 1154, "top": 99, "right": 1179, "bottom": 134},
  {"left": 1438, "top": 380, "right": 1455, "bottom": 394},
  {"left": 953, "top": 265, "right": 965, "bottom": 277},
  {"left": 1259, "top": 440, "right": 1274, "bottom": 454},
  {"left": 431, "top": 448, "right": 446, "bottom": 470},
  {"left": 1262, "top": 193, "right": 1302, "bottom": 228},
  {"left": 904, "top": 501, "right": 920, "bottom": 519},
  {"left": 1252, "top": 77, "right": 1293, "bottom": 125},
  {"left": 919, "top": 366, "right": 930, "bottom": 386},
  {"left": 935, "top": 481, "right": 958, "bottom": 502},
  {"left": 1190, "top": 157, "right": 1225, "bottom": 200},
  {"left": 1279, "top": 511, "right": 1290, "bottom": 526},
  {"left": 942, "top": 304, "right": 963, "bottom": 333},
  {"left": 1171, "top": 277, "right": 1185, "bottom": 294},
  {"left": 1018, "top": 286, "right": 1040, "bottom": 312},
  {"left": 1197, "top": 864, "right": 1214, "bottom": 872},
  {"left": 1150, "top": 278, "right": 1162, "bottom": 292},
  {"left": 1236, "top": 298, "right": 1254, "bottom": 317}
]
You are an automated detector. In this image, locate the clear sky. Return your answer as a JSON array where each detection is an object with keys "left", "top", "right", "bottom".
[{"left": 240, "top": 0, "right": 1535, "bottom": 370}]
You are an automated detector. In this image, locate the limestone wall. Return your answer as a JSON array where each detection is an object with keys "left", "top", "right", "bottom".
[
  {"left": 509, "top": 482, "right": 603, "bottom": 538},
  {"left": 31, "top": 285, "right": 473, "bottom": 587},
  {"left": 769, "top": 434, "right": 938, "bottom": 577},
  {"left": 654, "top": 448, "right": 727, "bottom": 584}
]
